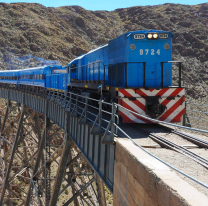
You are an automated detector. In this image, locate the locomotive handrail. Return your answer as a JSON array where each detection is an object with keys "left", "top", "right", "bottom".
[
  {"left": 69, "top": 60, "right": 183, "bottom": 89},
  {"left": 161, "top": 61, "right": 182, "bottom": 88},
  {"left": 108, "top": 62, "right": 146, "bottom": 88}
]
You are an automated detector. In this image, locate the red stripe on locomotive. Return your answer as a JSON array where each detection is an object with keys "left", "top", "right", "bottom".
[{"left": 118, "top": 88, "right": 185, "bottom": 124}]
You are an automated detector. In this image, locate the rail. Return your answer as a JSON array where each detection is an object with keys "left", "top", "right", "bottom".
[{"left": 161, "top": 61, "right": 182, "bottom": 87}]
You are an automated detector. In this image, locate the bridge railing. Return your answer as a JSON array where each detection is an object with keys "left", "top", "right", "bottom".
[
  {"left": 46, "top": 89, "right": 120, "bottom": 191},
  {"left": 0, "top": 85, "right": 119, "bottom": 192},
  {"left": 0, "top": 84, "right": 208, "bottom": 193}
]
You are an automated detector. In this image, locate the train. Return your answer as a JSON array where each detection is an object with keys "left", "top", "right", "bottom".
[{"left": 0, "top": 30, "right": 185, "bottom": 123}]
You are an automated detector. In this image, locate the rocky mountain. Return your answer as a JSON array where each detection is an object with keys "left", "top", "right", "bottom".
[{"left": 0, "top": 2, "right": 208, "bottom": 101}]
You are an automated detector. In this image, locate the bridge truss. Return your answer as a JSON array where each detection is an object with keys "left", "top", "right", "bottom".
[{"left": 0, "top": 87, "right": 115, "bottom": 206}]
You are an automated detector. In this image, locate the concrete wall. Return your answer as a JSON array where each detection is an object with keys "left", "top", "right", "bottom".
[{"left": 113, "top": 138, "right": 208, "bottom": 206}]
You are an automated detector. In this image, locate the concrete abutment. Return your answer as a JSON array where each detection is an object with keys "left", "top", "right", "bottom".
[{"left": 113, "top": 138, "right": 208, "bottom": 206}]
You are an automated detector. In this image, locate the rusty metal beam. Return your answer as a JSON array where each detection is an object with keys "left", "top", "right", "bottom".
[
  {"left": 0, "top": 100, "right": 10, "bottom": 133},
  {"left": 63, "top": 178, "right": 94, "bottom": 206},
  {"left": 33, "top": 143, "right": 63, "bottom": 179},
  {"left": 49, "top": 137, "right": 72, "bottom": 206},
  {"left": 96, "top": 174, "right": 107, "bottom": 206},
  {"left": 8, "top": 150, "right": 38, "bottom": 183},
  {"left": 49, "top": 111, "right": 73, "bottom": 206},
  {"left": 45, "top": 115, "right": 51, "bottom": 206},
  {"left": 66, "top": 153, "right": 81, "bottom": 168},
  {"left": 0, "top": 105, "right": 25, "bottom": 205},
  {"left": 8, "top": 188, "right": 26, "bottom": 204},
  {"left": 35, "top": 112, "right": 41, "bottom": 141},
  {"left": 25, "top": 127, "right": 46, "bottom": 206}
]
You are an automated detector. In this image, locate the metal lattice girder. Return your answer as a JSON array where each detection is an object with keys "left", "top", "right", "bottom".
[
  {"left": 66, "top": 145, "right": 80, "bottom": 206},
  {"left": 0, "top": 104, "right": 25, "bottom": 205},
  {"left": 49, "top": 137, "right": 72, "bottom": 205},
  {"left": 25, "top": 126, "right": 46, "bottom": 206},
  {"left": 26, "top": 117, "right": 65, "bottom": 206},
  {"left": 63, "top": 178, "right": 95, "bottom": 206},
  {"left": 0, "top": 100, "right": 10, "bottom": 134},
  {"left": 0, "top": 88, "right": 114, "bottom": 205},
  {"left": 0, "top": 100, "right": 21, "bottom": 173},
  {"left": 0, "top": 102, "right": 46, "bottom": 206},
  {"left": 96, "top": 174, "right": 107, "bottom": 206},
  {"left": 33, "top": 144, "right": 64, "bottom": 179},
  {"left": 49, "top": 111, "right": 71, "bottom": 206}
]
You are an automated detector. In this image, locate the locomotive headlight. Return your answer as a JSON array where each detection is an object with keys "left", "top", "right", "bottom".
[
  {"left": 153, "top": 33, "right": 158, "bottom": 39},
  {"left": 147, "top": 33, "right": 153, "bottom": 39}
]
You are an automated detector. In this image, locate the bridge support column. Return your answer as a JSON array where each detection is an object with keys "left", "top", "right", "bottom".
[
  {"left": 25, "top": 126, "right": 46, "bottom": 206},
  {"left": 96, "top": 174, "right": 107, "bottom": 206},
  {"left": 45, "top": 116, "right": 51, "bottom": 206},
  {"left": 49, "top": 112, "right": 72, "bottom": 206}
]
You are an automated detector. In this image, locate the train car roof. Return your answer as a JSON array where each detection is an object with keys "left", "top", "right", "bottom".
[
  {"left": 0, "top": 70, "right": 19, "bottom": 73},
  {"left": 68, "top": 54, "right": 86, "bottom": 64},
  {"left": 0, "top": 66, "right": 46, "bottom": 73},
  {"left": 0, "top": 65, "right": 63, "bottom": 73},
  {"left": 18, "top": 66, "right": 46, "bottom": 72},
  {"left": 86, "top": 44, "right": 108, "bottom": 54},
  {"left": 68, "top": 44, "right": 108, "bottom": 65}
]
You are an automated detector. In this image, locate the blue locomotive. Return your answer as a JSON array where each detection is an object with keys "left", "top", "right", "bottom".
[
  {"left": 0, "top": 30, "right": 185, "bottom": 123},
  {"left": 68, "top": 30, "right": 173, "bottom": 88},
  {"left": 68, "top": 30, "right": 185, "bottom": 123}
]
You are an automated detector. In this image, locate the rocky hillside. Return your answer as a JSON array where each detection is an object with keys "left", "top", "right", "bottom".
[{"left": 0, "top": 2, "right": 208, "bottom": 101}]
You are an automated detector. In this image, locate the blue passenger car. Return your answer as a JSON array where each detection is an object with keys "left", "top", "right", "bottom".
[
  {"left": 0, "top": 65, "right": 66, "bottom": 89},
  {"left": 0, "top": 70, "right": 19, "bottom": 84},
  {"left": 19, "top": 67, "right": 47, "bottom": 87}
]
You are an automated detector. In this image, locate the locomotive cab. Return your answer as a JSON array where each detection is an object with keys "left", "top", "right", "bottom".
[{"left": 108, "top": 30, "right": 173, "bottom": 89}]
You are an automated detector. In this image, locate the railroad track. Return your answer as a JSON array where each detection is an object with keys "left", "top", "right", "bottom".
[
  {"left": 158, "top": 124, "right": 208, "bottom": 149},
  {"left": 130, "top": 125, "right": 208, "bottom": 169}
]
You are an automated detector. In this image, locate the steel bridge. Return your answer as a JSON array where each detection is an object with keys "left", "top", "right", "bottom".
[
  {"left": 0, "top": 86, "right": 117, "bottom": 206},
  {"left": 0, "top": 86, "right": 207, "bottom": 205}
]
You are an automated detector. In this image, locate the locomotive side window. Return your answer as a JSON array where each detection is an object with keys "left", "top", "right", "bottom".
[
  {"left": 63, "top": 75, "right": 65, "bottom": 88},
  {"left": 34, "top": 74, "right": 45, "bottom": 79},
  {"left": 71, "top": 64, "right": 76, "bottom": 69}
]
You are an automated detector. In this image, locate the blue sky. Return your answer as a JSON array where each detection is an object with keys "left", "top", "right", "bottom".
[{"left": 2, "top": 0, "right": 207, "bottom": 11}]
